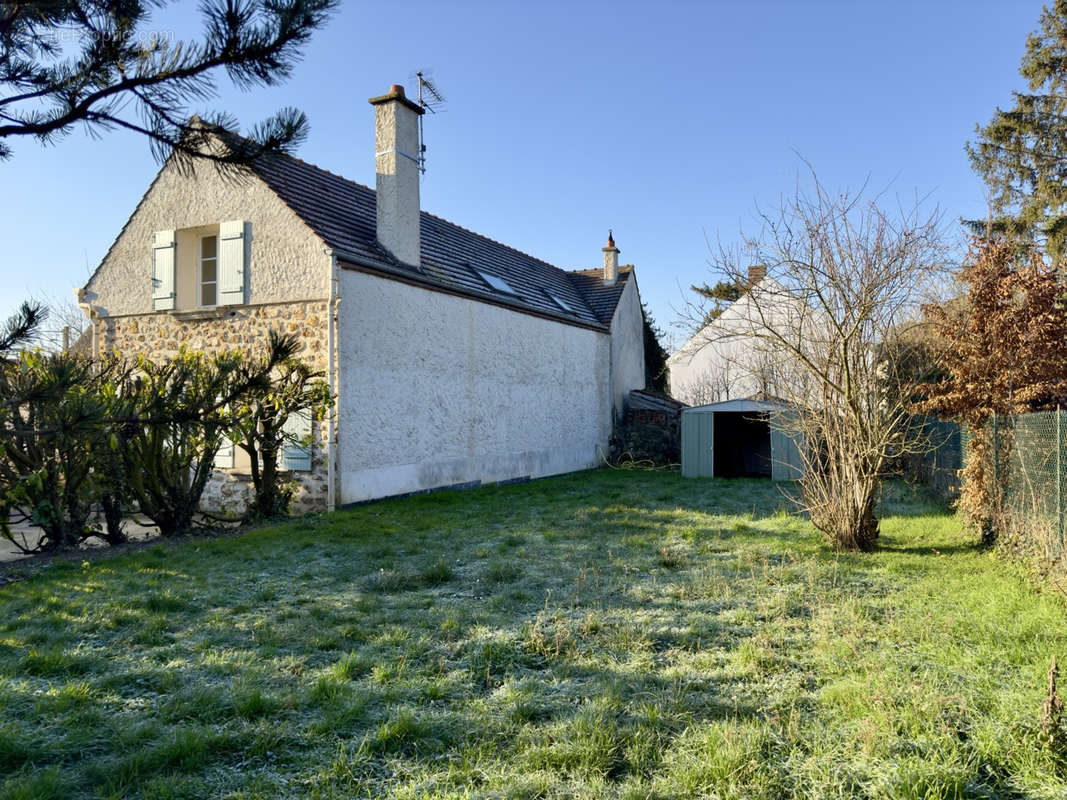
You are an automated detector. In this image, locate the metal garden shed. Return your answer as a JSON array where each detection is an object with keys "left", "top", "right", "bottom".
[{"left": 680, "top": 398, "right": 804, "bottom": 481}]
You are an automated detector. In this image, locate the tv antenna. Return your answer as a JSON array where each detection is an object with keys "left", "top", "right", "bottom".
[{"left": 414, "top": 70, "right": 445, "bottom": 174}]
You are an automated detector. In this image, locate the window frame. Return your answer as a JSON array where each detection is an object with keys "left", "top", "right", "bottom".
[
  {"left": 471, "top": 267, "right": 520, "bottom": 297},
  {"left": 545, "top": 290, "right": 576, "bottom": 313},
  {"left": 198, "top": 233, "right": 219, "bottom": 308}
]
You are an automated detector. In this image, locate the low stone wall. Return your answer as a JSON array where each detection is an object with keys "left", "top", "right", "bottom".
[
  {"left": 97, "top": 300, "right": 332, "bottom": 515},
  {"left": 610, "top": 407, "right": 681, "bottom": 465}
]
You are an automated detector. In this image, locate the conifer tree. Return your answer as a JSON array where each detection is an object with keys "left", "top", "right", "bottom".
[
  {"left": 968, "top": 0, "right": 1067, "bottom": 258},
  {"left": 640, "top": 303, "right": 669, "bottom": 393},
  {"left": 690, "top": 280, "right": 741, "bottom": 328},
  {"left": 0, "top": 1, "right": 335, "bottom": 166}
]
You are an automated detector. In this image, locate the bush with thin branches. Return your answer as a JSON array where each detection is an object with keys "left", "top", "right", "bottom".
[{"left": 690, "top": 171, "right": 949, "bottom": 550}]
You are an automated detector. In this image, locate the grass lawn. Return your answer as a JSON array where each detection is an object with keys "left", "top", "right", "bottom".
[{"left": 2, "top": 470, "right": 1067, "bottom": 799}]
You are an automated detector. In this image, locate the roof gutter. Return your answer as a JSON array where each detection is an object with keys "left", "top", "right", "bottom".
[
  {"left": 328, "top": 246, "right": 609, "bottom": 334},
  {"left": 74, "top": 287, "right": 99, "bottom": 361}
]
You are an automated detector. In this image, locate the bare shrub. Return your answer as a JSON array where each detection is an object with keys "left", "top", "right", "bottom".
[{"left": 689, "top": 171, "right": 949, "bottom": 550}]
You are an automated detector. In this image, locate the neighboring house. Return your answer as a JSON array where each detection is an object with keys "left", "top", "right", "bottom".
[
  {"left": 667, "top": 267, "right": 804, "bottom": 406},
  {"left": 78, "top": 83, "right": 646, "bottom": 512},
  {"left": 670, "top": 268, "right": 810, "bottom": 481}
]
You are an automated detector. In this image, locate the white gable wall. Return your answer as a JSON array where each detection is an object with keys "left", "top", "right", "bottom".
[
  {"left": 667, "top": 279, "right": 805, "bottom": 406},
  {"left": 609, "top": 275, "right": 646, "bottom": 418},
  {"left": 337, "top": 269, "right": 612, "bottom": 503},
  {"left": 83, "top": 154, "right": 336, "bottom": 516}
]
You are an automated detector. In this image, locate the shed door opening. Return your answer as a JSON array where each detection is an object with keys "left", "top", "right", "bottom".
[{"left": 713, "top": 412, "right": 772, "bottom": 478}]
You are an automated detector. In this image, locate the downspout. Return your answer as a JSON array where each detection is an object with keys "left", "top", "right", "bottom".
[
  {"left": 608, "top": 313, "right": 616, "bottom": 457},
  {"left": 326, "top": 251, "right": 339, "bottom": 510},
  {"left": 75, "top": 288, "right": 98, "bottom": 361}
]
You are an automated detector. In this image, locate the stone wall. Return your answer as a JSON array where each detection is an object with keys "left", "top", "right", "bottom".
[
  {"left": 98, "top": 300, "right": 332, "bottom": 515},
  {"left": 83, "top": 153, "right": 330, "bottom": 318}
]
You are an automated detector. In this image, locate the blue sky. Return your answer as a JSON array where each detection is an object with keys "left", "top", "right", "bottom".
[{"left": 0, "top": 0, "right": 1047, "bottom": 351}]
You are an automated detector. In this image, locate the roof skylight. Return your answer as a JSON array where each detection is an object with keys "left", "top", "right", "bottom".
[
  {"left": 473, "top": 268, "right": 519, "bottom": 296},
  {"left": 545, "top": 291, "right": 576, "bottom": 313}
]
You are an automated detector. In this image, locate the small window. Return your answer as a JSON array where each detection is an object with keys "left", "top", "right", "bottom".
[
  {"left": 199, "top": 234, "right": 218, "bottom": 307},
  {"left": 545, "top": 291, "right": 575, "bottom": 313},
  {"left": 473, "top": 268, "right": 519, "bottom": 296}
]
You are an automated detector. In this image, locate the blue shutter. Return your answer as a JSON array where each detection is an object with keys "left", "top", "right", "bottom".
[
  {"left": 218, "top": 220, "right": 248, "bottom": 306},
  {"left": 152, "top": 230, "right": 176, "bottom": 310},
  {"left": 281, "top": 410, "right": 313, "bottom": 471}
]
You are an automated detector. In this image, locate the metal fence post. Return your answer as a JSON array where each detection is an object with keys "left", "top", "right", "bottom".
[
  {"left": 1059, "top": 407, "right": 1065, "bottom": 548},
  {"left": 992, "top": 413, "right": 999, "bottom": 513}
]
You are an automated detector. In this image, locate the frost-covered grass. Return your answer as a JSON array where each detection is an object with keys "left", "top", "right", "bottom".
[{"left": 2, "top": 470, "right": 1067, "bottom": 799}]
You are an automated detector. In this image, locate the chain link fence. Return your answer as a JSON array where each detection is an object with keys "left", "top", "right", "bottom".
[
  {"left": 890, "top": 412, "right": 1067, "bottom": 561},
  {"left": 892, "top": 415, "right": 962, "bottom": 501},
  {"left": 6, "top": 325, "right": 90, "bottom": 356},
  {"left": 975, "top": 411, "right": 1067, "bottom": 561}
]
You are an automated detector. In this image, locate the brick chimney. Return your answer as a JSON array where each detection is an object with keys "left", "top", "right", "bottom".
[
  {"left": 369, "top": 84, "right": 424, "bottom": 267},
  {"left": 747, "top": 265, "right": 767, "bottom": 287},
  {"left": 602, "top": 230, "right": 619, "bottom": 285}
]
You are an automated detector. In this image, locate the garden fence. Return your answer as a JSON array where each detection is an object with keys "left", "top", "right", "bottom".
[
  {"left": 901, "top": 416, "right": 962, "bottom": 500},
  {"left": 973, "top": 410, "right": 1067, "bottom": 561}
]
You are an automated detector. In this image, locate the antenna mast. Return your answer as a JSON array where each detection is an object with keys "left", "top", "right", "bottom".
[{"left": 414, "top": 70, "right": 445, "bottom": 174}]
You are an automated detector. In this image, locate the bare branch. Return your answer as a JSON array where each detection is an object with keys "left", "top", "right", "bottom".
[{"left": 673, "top": 168, "right": 951, "bottom": 549}]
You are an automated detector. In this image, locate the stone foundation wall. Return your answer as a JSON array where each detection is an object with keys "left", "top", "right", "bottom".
[{"left": 98, "top": 300, "right": 332, "bottom": 515}]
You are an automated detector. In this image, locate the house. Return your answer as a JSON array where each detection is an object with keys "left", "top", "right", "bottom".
[
  {"left": 77, "top": 83, "right": 646, "bottom": 512},
  {"left": 667, "top": 266, "right": 786, "bottom": 406},
  {"left": 669, "top": 267, "right": 806, "bottom": 480}
]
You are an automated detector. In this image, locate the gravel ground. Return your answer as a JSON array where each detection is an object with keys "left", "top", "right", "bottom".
[{"left": 0, "top": 517, "right": 160, "bottom": 562}]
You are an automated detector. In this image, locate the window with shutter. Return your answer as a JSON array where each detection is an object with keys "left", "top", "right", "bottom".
[
  {"left": 199, "top": 234, "right": 218, "bottom": 307},
  {"left": 218, "top": 220, "right": 248, "bottom": 306},
  {"left": 280, "top": 410, "right": 313, "bottom": 471},
  {"left": 152, "top": 230, "right": 176, "bottom": 311}
]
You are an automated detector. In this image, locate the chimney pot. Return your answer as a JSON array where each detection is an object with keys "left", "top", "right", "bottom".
[
  {"left": 390, "top": 84, "right": 405, "bottom": 96},
  {"left": 602, "top": 231, "right": 620, "bottom": 285}
]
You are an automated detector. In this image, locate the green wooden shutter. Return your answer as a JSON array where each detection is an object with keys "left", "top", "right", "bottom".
[
  {"left": 281, "top": 410, "right": 313, "bottom": 471},
  {"left": 218, "top": 220, "right": 248, "bottom": 306},
  {"left": 152, "top": 230, "right": 176, "bottom": 310}
]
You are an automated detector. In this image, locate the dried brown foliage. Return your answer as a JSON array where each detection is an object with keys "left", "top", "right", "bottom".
[{"left": 918, "top": 237, "right": 1067, "bottom": 531}]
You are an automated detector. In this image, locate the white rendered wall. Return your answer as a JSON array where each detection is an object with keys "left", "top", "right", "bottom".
[
  {"left": 609, "top": 276, "right": 646, "bottom": 417},
  {"left": 667, "top": 279, "right": 809, "bottom": 406},
  {"left": 337, "top": 269, "right": 612, "bottom": 503}
]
